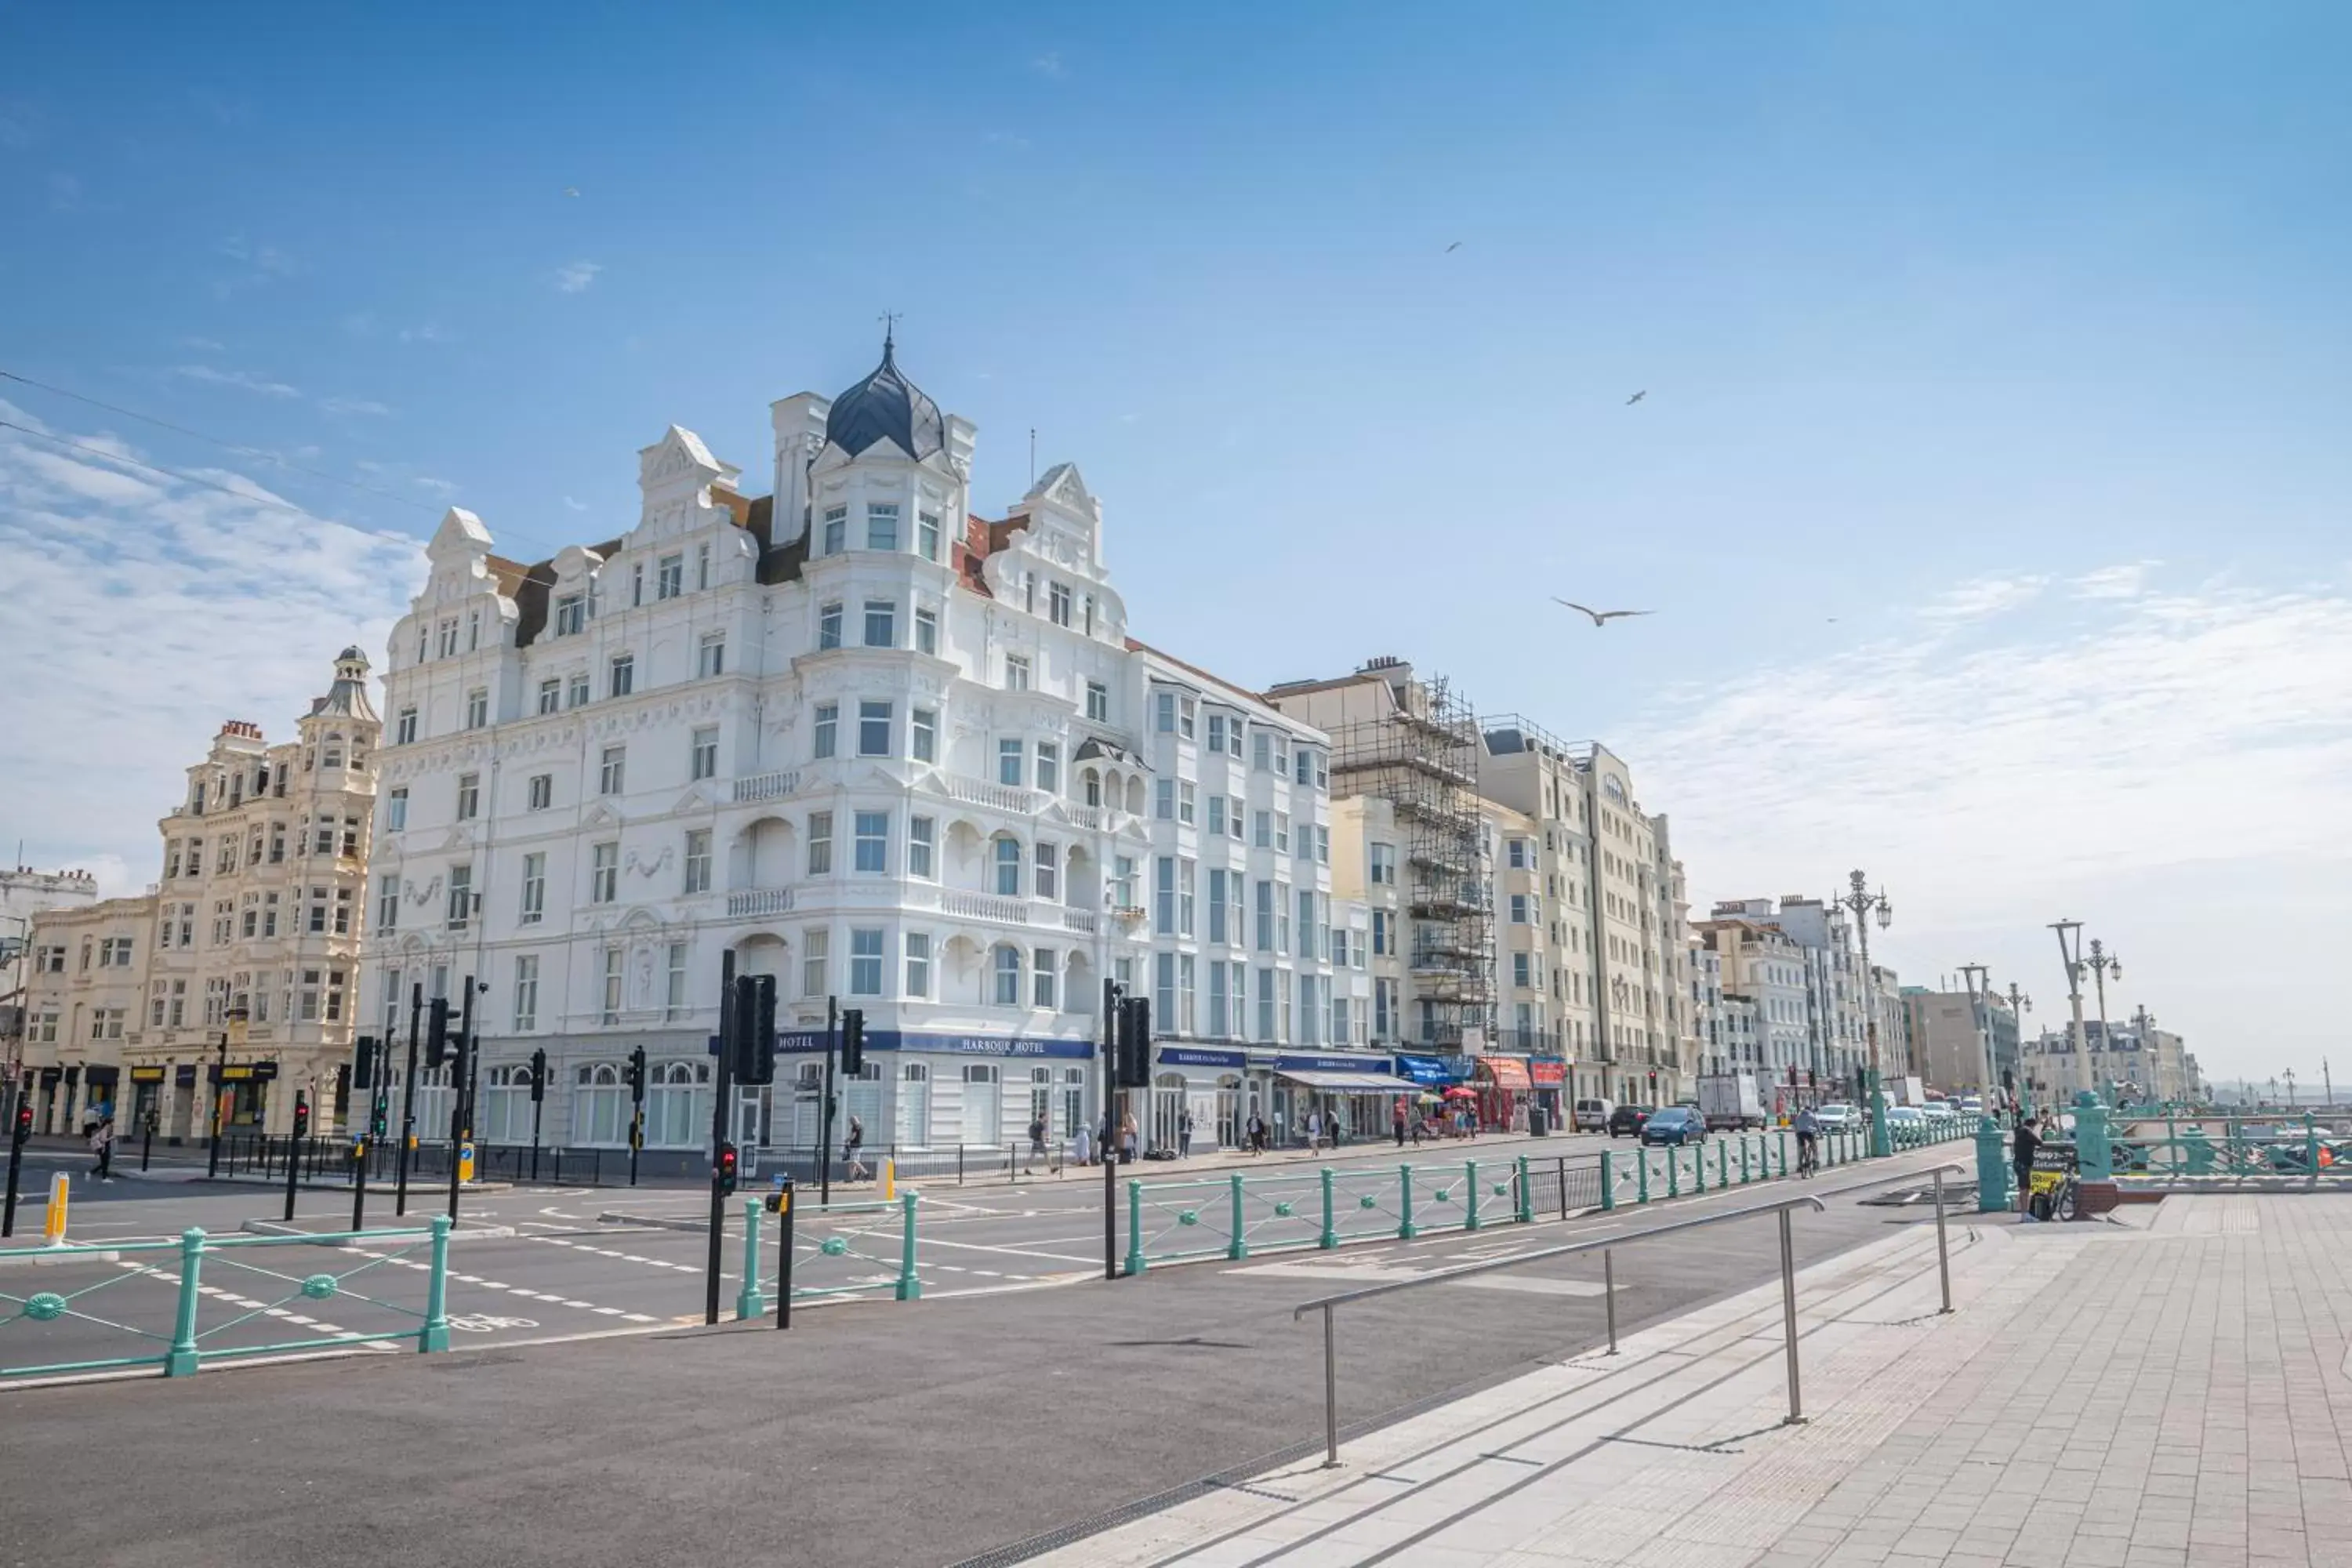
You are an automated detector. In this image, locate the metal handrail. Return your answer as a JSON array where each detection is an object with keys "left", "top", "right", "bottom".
[{"left": 1292, "top": 1160, "right": 1967, "bottom": 1467}]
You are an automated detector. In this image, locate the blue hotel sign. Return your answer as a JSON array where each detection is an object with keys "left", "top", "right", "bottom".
[{"left": 773, "top": 1028, "right": 1093, "bottom": 1061}]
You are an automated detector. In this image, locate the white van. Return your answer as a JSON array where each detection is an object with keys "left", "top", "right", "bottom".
[{"left": 1573, "top": 1098, "right": 1615, "bottom": 1133}]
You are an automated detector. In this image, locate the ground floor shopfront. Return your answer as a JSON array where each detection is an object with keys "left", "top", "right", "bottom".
[{"left": 16, "top": 1047, "right": 332, "bottom": 1142}]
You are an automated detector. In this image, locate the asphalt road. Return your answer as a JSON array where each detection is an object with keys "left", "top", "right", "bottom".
[{"left": 0, "top": 1143, "right": 1976, "bottom": 1568}]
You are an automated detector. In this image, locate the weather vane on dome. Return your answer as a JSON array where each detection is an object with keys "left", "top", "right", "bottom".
[{"left": 879, "top": 310, "right": 902, "bottom": 351}]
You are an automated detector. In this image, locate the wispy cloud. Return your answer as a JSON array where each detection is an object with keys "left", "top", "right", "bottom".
[
  {"left": 178, "top": 336, "right": 227, "bottom": 354},
  {"left": 1624, "top": 565, "right": 2352, "bottom": 1073},
  {"left": 212, "top": 234, "right": 302, "bottom": 297},
  {"left": 48, "top": 172, "right": 103, "bottom": 212},
  {"left": 167, "top": 364, "right": 392, "bottom": 418},
  {"left": 984, "top": 130, "right": 1033, "bottom": 151},
  {"left": 553, "top": 260, "right": 603, "bottom": 294},
  {"left": 562, "top": 495, "right": 589, "bottom": 513},
  {"left": 1030, "top": 51, "right": 1066, "bottom": 78},
  {"left": 398, "top": 323, "right": 453, "bottom": 345},
  {"left": 0, "top": 98, "right": 40, "bottom": 152},
  {"left": 412, "top": 475, "right": 459, "bottom": 498},
  {"left": 0, "top": 401, "right": 422, "bottom": 892},
  {"left": 170, "top": 364, "right": 303, "bottom": 399}
]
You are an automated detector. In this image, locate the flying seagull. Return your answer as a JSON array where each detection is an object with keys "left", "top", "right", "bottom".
[
  {"left": 1552, "top": 599, "right": 1654, "bottom": 626},
  {"left": 1625, "top": 390, "right": 1646, "bottom": 405},
  {"left": 1444, "top": 241, "right": 1462, "bottom": 252}
]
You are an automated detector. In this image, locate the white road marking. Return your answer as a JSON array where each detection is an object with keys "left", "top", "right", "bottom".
[{"left": 1449, "top": 1276, "right": 1608, "bottom": 1298}]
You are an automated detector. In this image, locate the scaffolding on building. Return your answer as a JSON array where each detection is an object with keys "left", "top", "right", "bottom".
[{"left": 1327, "top": 661, "right": 1493, "bottom": 1054}]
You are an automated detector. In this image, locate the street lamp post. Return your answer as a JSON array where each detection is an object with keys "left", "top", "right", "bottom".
[
  {"left": 1958, "top": 964, "right": 1999, "bottom": 1108},
  {"left": 1836, "top": 871, "right": 1894, "bottom": 1158},
  {"left": 2004, "top": 983, "right": 2033, "bottom": 1118},
  {"left": 2283, "top": 1068, "right": 2296, "bottom": 1109},
  {"left": 2085, "top": 940, "right": 2122, "bottom": 1105},
  {"left": 2049, "top": 921, "right": 2089, "bottom": 1109}
]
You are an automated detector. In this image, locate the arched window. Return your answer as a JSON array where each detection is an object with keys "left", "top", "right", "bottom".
[
  {"left": 993, "top": 836, "right": 1023, "bottom": 898},
  {"left": 648, "top": 1059, "right": 713, "bottom": 1149},
  {"left": 1083, "top": 771, "right": 1102, "bottom": 808},
  {"left": 482, "top": 1064, "right": 535, "bottom": 1144},
  {"left": 896, "top": 1062, "right": 931, "bottom": 1147},
  {"left": 961, "top": 1063, "right": 1001, "bottom": 1145},
  {"left": 993, "top": 946, "right": 1023, "bottom": 1007},
  {"left": 575, "top": 1062, "right": 626, "bottom": 1145}
]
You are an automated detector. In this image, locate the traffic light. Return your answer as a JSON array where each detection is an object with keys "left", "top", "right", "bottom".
[
  {"left": 1116, "top": 996, "right": 1152, "bottom": 1089},
  {"left": 291, "top": 1090, "right": 311, "bottom": 1142},
  {"left": 12, "top": 1102, "right": 30, "bottom": 1146},
  {"left": 733, "top": 975, "right": 777, "bottom": 1086},
  {"left": 840, "top": 1009, "right": 866, "bottom": 1077},
  {"left": 529, "top": 1048, "right": 548, "bottom": 1104},
  {"left": 715, "top": 1141, "right": 739, "bottom": 1195},
  {"left": 370, "top": 1098, "right": 389, "bottom": 1140},
  {"left": 625, "top": 1045, "right": 647, "bottom": 1102},
  {"left": 424, "top": 997, "right": 451, "bottom": 1069},
  {"left": 353, "top": 1033, "right": 379, "bottom": 1090}
]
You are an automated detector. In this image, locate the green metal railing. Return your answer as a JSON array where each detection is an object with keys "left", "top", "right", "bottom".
[
  {"left": 2, "top": 1218, "right": 453, "bottom": 1382},
  {"left": 1120, "top": 1118, "right": 1976, "bottom": 1272},
  {"left": 2105, "top": 1115, "right": 2347, "bottom": 1186},
  {"left": 735, "top": 1191, "right": 920, "bottom": 1318}
]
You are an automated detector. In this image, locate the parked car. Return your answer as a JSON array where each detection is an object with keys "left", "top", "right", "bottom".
[
  {"left": 1921, "top": 1101, "right": 1955, "bottom": 1120},
  {"left": 1886, "top": 1105, "right": 1929, "bottom": 1134},
  {"left": 1814, "top": 1103, "right": 1857, "bottom": 1130},
  {"left": 1573, "top": 1098, "right": 1617, "bottom": 1133},
  {"left": 1639, "top": 1107, "right": 1708, "bottom": 1146},
  {"left": 1607, "top": 1105, "right": 1653, "bottom": 1138}
]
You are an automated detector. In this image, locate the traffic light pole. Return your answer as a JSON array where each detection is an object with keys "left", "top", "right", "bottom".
[
  {"left": 1103, "top": 978, "right": 1119, "bottom": 1282},
  {"left": 2, "top": 1116, "right": 26, "bottom": 1238},
  {"left": 706, "top": 950, "right": 736, "bottom": 1327},
  {"left": 282, "top": 1091, "right": 307, "bottom": 1222},
  {"left": 529, "top": 1054, "right": 546, "bottom": 1184},
  {"left": 819, "top": 996, "right": 838, "bottom": 1207},
  {"left": 395, "top": 983, "right": 421, "bottom": 1217},
  {"left": 447, "top": 977, "right": 474, "bottom": 1224}
]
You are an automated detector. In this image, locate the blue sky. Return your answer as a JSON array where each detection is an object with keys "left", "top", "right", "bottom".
[{"left": 4, "top": 2, "right": 2347, "bottom": 1080}]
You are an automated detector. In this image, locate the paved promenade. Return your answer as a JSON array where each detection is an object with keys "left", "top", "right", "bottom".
[{"left": 1037, "top": 1193, "right": 2352, "bottom": 1568}]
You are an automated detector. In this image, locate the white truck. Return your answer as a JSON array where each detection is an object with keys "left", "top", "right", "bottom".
[{"left": 1697, "top": 1073, "right": 1766, "bottom": 1131}]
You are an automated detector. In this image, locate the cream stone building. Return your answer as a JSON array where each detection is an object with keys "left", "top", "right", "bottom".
[{"left": 21, "top": 651, "right": 381, "bottom": 1138}]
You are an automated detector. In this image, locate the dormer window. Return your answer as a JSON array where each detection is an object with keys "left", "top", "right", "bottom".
[
  {"left": 822, "top": 506, "right": 848, "bottom": 555},
  {"left": 866, "top": 503, "right": 899, "bottom": 551},
  {"left": 555, "top": 594, "right": 586, "bottom": 637}
]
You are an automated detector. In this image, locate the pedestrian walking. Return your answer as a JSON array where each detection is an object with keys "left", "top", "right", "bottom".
[
  {"left": 89, "top": 1115, "right": 115, "bottom": 1182},
  {"left": 2012, "top": 1115, "right": 2042, "bottom": 1217},
  {"left": 1027, "top": 1111, "right": 1047, "bottom": 1171},
  {"left": 844, "top": 1115, "right": 869, "bottom": 1183},
  {"left": 1178, "top": 1109, "right": 1193, "bottom": 1159},
  {"left": 1073, "top": 1120, "right": 1094, "bottom": 1167},
  {"left": 1245, "top": 1112, "right": 1266, "bottom": 1156},
  {"left": 1120, "top": 1112, "right": 1139, "bottom": 1164},
  {"left": 1305, "top": 1109, "right": 1322, "bottom": 1152},
  {"left": 1393, "top": 1098, "right": 1409, "bottom": 1147}
]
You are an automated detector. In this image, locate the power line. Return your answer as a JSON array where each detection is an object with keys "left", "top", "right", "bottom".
[{"left": 0, "top": 368, "right": 447, "bottom": 514}]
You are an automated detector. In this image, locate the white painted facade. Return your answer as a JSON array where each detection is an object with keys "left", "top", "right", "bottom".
[{"left": 361, "top": 343, "right": 1373, "bottom": 1160}]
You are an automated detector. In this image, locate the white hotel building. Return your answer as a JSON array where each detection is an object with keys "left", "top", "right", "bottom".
[{"left": 363, "top": 339, "right": 1385, "bottom": 1163}]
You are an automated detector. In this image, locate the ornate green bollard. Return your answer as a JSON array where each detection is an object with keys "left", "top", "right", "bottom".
[
  {"left": 735, "top": 1198, "right": 766, "bottom": 1320},
  {"left": 1465, "top": 1160, "right": 1482, "bottom": 1231},
  {"left": 895, "top": 1192, "right": 922, "bottom": 1301},
  {"left": 1599, "top": 1149, "right": 1615, "bottom": 1211},
  {"left": 1124, "top": 1179, "right": 1148, "bottom": 1275},
  {"left": 2182, "top": 1123, "right": 2214, "bottom": 1175},
  {"left": 1398, "top": 1164, "right": 1417, "bottom": 1240},
  {"left": 1229, "top": 1173, "right": 1249, "bottom": 1261},
  {"left": 1319, "top": 1167, "right": 1339, "bottom": 1248},
  {"left": 1740, "top": 1135, "right": 1752, "bottom": 1184},
  {"left": 1975, "top": 1112, "right": 2010, "bottom": 1213},
  {"left": 1515, "top": 1155, "right": 1534, "bottom": 1224},
  {"left": 166, "top": 1228, "right": 207, "bottom": 1376},
  {"left": 1715, "top": 1139, "right": 1728, "bottom": 1189},
  {"left": 1667, "top": 1146, "right": 1681, "bottom": 1198},
  {"left": 2075, "top": 1094, "right": 2112, "bottom": 1181},
  {"left": 1777, "top": 1129, "right": 1788, "bottom": 1175},
  {"left": 1637, "top": 1148, "right": 1650, "bottom": 1204},
  {"left": 419, "top": 1214, "right": 453, "bottom": 1352}
]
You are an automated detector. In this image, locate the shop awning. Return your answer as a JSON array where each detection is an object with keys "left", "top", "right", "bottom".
[
  {"left": 1475, "top": 1056, "right": 1532, "bottom": 1091},
  {"left": 1276, "top": 1069, "right": 1421, "bottom": 1094},
  {"left": 1392, "top": 1054, "right": 1464, "bottom": 1087}
]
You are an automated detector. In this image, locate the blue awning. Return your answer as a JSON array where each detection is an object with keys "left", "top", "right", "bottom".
[{"left": 1393, "top": 1054, "right": 1464, "bottom": 1087}]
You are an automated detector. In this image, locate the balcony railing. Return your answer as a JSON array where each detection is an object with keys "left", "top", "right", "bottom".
[
  {"left": 728, "top": 888, "right": 796, "bottom": 918},
  {"left": 945, "top": 773, "right": 1040, "bottom": 815},
  {"left": 943, "top": 890, "right": 1029, "bottom": 925},
  {"left": 1065, "top": 803, "right": 1109, "bottom": 831},
  {"left": 1061, "top": 909, "right": 1098, "bottom": 935},
  {"left": 734, "top": 770, "right": 800, "bottom": 805}
]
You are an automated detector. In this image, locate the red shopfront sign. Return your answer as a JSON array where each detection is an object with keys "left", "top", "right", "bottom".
[{"left": 1529, "top": 1059, "right": 1566, "bottom": 1088}]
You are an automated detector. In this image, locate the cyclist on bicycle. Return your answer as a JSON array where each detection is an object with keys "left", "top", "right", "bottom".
[{"left": 1793, "top": 1105, "right": 1820, "bottom": 1177}]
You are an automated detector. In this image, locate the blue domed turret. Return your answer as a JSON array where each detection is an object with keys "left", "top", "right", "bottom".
[{"left": 824, "top": 333, "right": 943, "bottom": 461}]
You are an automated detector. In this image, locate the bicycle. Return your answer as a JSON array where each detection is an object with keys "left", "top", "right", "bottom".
[{"left": 1796, "top": 1134, "right": 1819, "bottom": 1178}]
